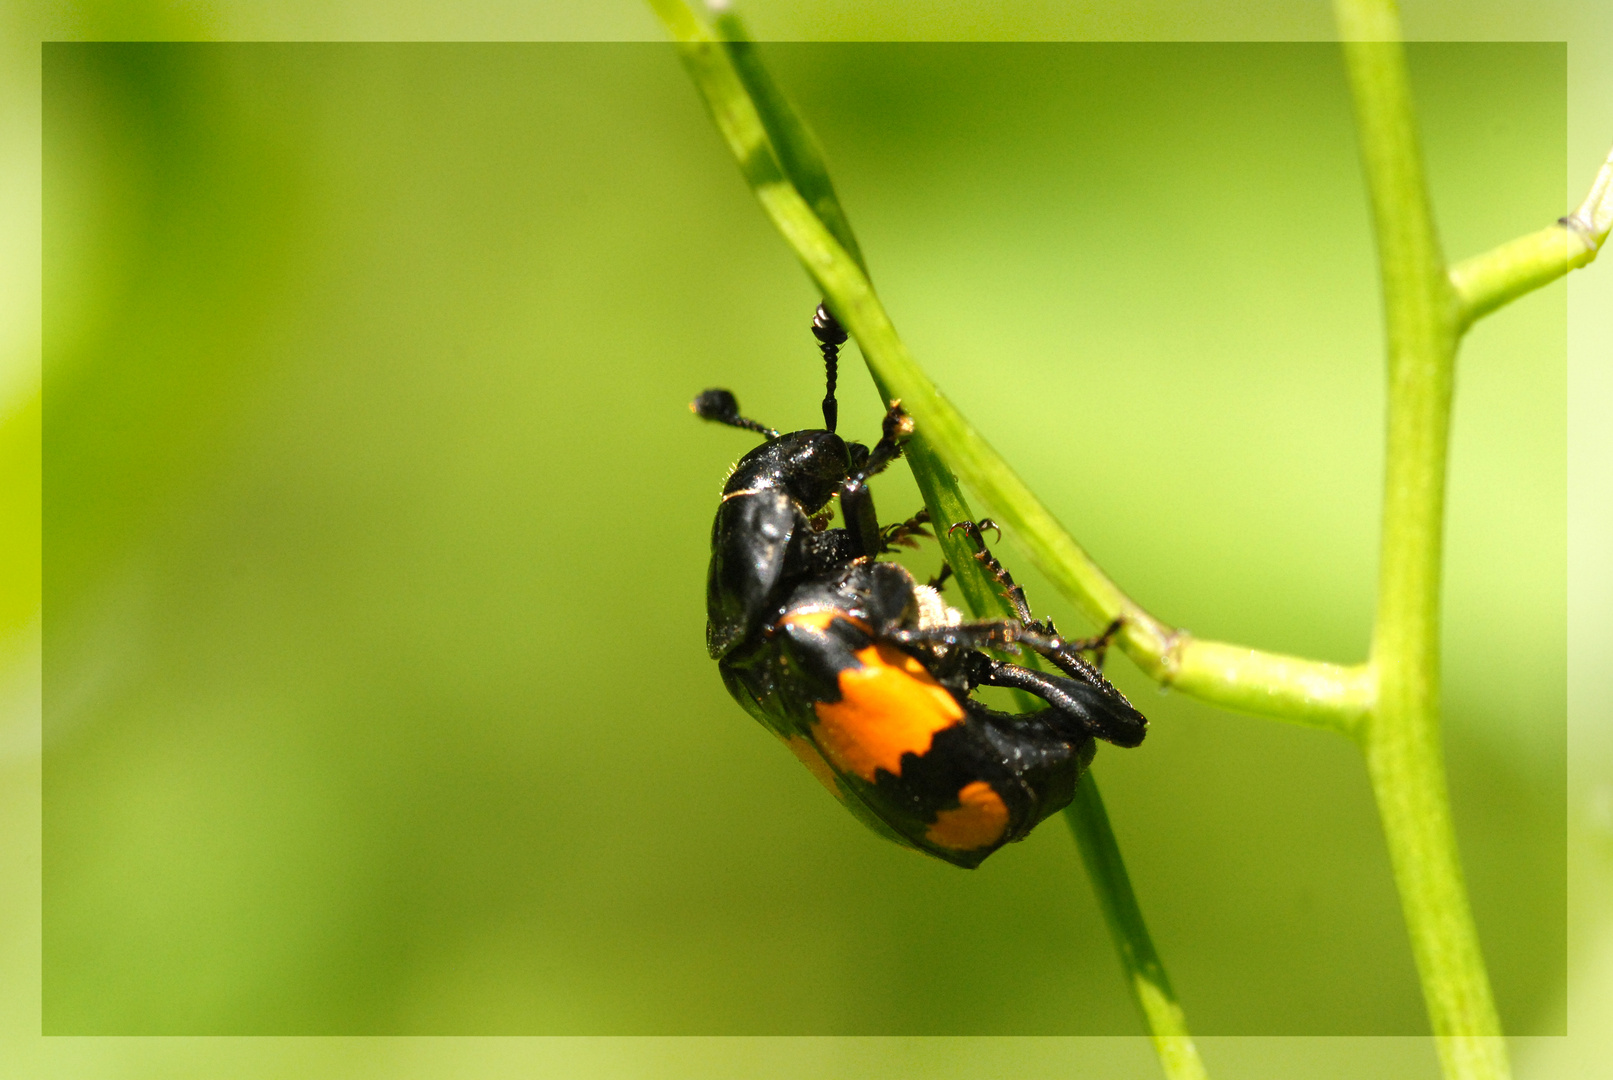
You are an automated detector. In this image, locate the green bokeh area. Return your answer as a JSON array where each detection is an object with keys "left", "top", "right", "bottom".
[{"left": 42, "top": 42, "right": 1564, "bottom": 1035}]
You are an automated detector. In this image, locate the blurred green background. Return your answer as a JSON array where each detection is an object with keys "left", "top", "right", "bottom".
[{"left": 34, "top": 39, "right": 1568, "bottom": 1040}]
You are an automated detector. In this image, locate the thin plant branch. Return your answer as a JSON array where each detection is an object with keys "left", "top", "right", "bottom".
[
  {"left": 1336, "top": 1, "right": 1509, "bottom": 1078},
  {"left": 1449, "top": 143, "right": 1613, "bottom": 327},
  {"left": 1066, "top": 777, "right": 1207, "bottom": 1079},
  {"left": 652, "top": 0, "right": 1369, "bottom": 738}
]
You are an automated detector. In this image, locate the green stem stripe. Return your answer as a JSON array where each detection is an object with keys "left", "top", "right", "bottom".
[
  {"left": 651, "top": 5, "right": 1208, "bottom": 1076},
  {"left": 1449, "top": 142, "right": 1613, "bottom": 327}
]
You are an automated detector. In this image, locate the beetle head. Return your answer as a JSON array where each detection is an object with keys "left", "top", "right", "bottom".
[{"left": 723, "top": 430, "right": 854, "bottom": 513}]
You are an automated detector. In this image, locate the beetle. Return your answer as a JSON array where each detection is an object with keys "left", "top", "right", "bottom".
[{"left": 691, "top": 304, "right": 1147, "bottom": 868}]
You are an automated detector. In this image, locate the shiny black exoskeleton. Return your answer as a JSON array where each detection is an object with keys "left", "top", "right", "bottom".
[{"left": 693, "top": 304, "right": 1147, "bottom": 868}]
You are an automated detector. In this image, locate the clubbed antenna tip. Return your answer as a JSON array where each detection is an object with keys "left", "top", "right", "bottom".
[
  {"left": 812, "top": 302, "right": 847, "bottom": 433},
  {"left": 690, "top": 388, "right": 779, "bottom": 440},
  {"left": 691, "top": 388, "right": 740, "bottom": 422},
  {"left": 811, "top": 303, "right": 848, "bottom": 347}
]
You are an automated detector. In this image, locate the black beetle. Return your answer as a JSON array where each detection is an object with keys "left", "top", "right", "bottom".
[{"left": 692, "top": 304, "right": 1146, "bottom": 868}]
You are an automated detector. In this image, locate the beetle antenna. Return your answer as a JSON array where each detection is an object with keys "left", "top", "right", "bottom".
[
  {"left": 690, "top": 388, "right": 779, "bottom": 440},
  {"left": 811, "top": 302, "right": 847, "bottom": 433}
]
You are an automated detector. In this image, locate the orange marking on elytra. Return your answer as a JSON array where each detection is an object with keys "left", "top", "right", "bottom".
[
  {"left": 925, "top": 780, "right": 1010, "bottom": 851},
  {"left": 811, "top": 644, "right": 963, "bottom": 782}
]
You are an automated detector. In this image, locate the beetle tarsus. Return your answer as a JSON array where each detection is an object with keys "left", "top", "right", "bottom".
[
  {"left": 948, "top": 518, "right": 1038, "bottom": 626},
  {"left": 844, "top": 401, "right": 911, "bottom": 494},
  {"left": 881, "top": 507, "right": 933, "bottom": 551}
]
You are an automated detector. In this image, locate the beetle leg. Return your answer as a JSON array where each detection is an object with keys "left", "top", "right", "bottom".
[
  {"left": 889, "top": 620, "right": 1026, "bottom": 652},
  {"left": 1060, "top": 617, "right": 1125, "bottom": 671},
  {"left": 946, "top": 519, "right": 1040, "bottom": 628},
  {"left": 943, "top": 519, "right": 1126, "bottom": 675},
  {"left": 970, "top": 656, "right": 1146, "bottom": 748},
  {"left": 950, "top": 517, "right": 1002, "bottom": 544},
  {"left": 840, "top": 403, "right": 915, "bottom": 558},
  {"left": 889, "top": 620, "right": 1129, "bottom": 705},
  {"left": 844, "top": 402, "right": 913, "bottom": 493},
  {"left": 880, "top": 507, "right": 933, "bottom": 551}
]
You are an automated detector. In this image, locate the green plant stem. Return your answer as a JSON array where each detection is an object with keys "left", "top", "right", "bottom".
[
  {"left": 710, "top": 10, "right": 868, "bottom": 274},
  {"left": 1065, "top": 776, "right": 1205, "bottom": 1079},
  {"left": 1336, "top": 3, "right": 1508, "bottom": 1078},
  {"left": 651, "top": 7, "right": 1206, "bottom": 1075},
  {"left": 906, "top": 400, "right": 1206, "bottom": 1080},
  {"left": 1449, "top": 143, "right": 1613, "bottom": 327},
  {"left": 904, "top": 421, "right": 1205, "bottom": 1079}
]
